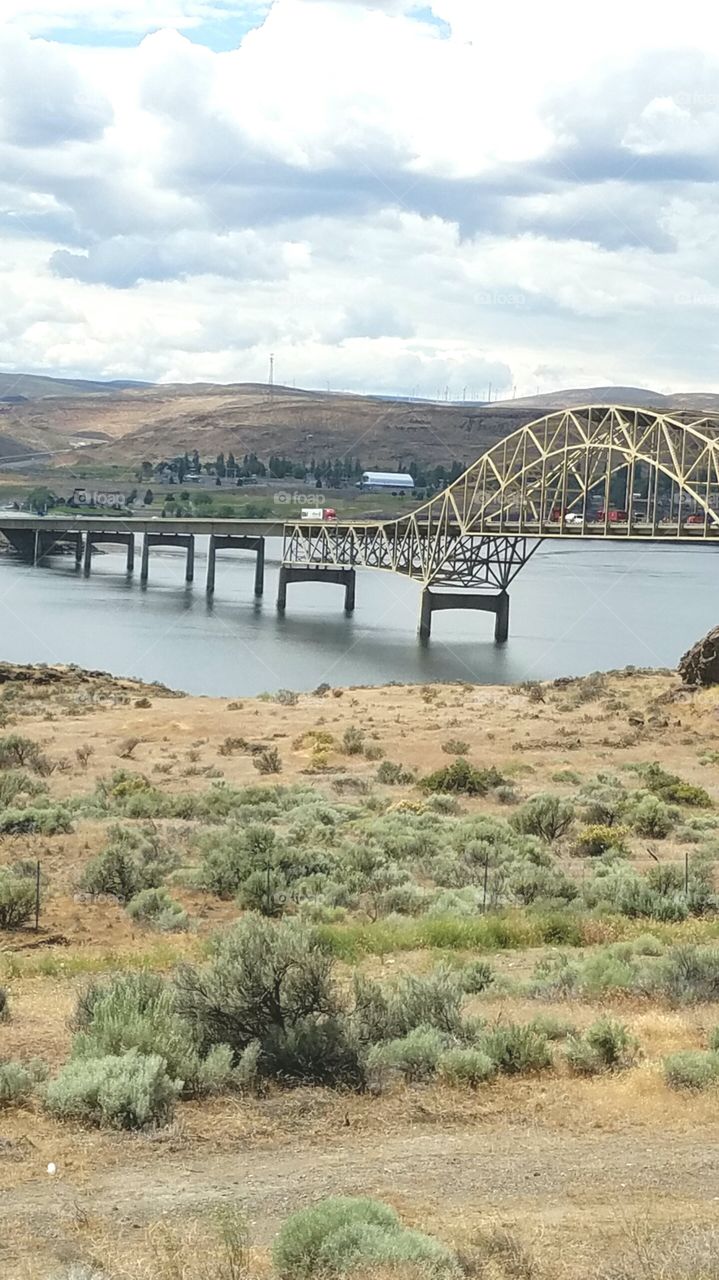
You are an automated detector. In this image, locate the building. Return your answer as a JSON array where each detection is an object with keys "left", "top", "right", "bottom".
[{"left": 357, "top": 471, "right": 415, "bottom": 493}]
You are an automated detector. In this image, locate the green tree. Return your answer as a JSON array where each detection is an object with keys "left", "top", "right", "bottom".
[{"left": 143, "top": 489, "right": 154, "bottom": 506}]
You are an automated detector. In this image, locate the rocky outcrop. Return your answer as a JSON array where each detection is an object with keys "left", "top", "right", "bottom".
[{"left": 679, "top": 627, "right": 719, "bottom": 687}]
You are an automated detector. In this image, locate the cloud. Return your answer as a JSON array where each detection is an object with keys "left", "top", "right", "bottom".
[
  {"left": 0, "top": 28, "right": 113, "bottom": 144},
  {"left": 2, "top": 0, "right": 719, "bottom": 399}
]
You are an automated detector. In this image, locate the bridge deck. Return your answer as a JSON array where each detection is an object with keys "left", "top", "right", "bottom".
[{"left": 0, "top": 514, "right": 717, "bottom": 542}]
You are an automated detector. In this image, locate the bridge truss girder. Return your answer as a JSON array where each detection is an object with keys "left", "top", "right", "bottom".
[{"left": 282, "top": 405, "right": 719, "bottom": 589}]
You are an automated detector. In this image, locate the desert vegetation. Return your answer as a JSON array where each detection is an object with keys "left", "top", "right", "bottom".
[{"left": 3, "top": 665, "right": 719, "bottom": 1277}]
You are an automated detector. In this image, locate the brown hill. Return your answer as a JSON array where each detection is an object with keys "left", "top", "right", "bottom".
[{"left": 2, "top": 377, "right": 719, "bottom": 472}]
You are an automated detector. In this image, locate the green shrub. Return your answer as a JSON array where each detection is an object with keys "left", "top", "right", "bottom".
[
  {"left": 253, "top": 747, "right": 282, "bottom": 775},
  {"left": 643, "top": 763, "right": 711, "bottom": 809},
  {"left": 126, "top": 888, "right": 188, "bottom": 932},
  {"left": 341, "top": 727, "right": 365, "bottom": 756},
  {"left": 460, "top": 959, "right": 495, "bottom": 994},
  {"left": 274, "top": 1199, "right": 398, "bottom": 1278},
  {"left": 573, "top": 824, "right": 629, "bottom": 858},
  {"left": 45, "top": 1049, "right": 180, "bottom": 1129},
  {"left": 352, "top": 967, "right": 465, "bottom": 1043},
  {"left": 367, "top": 1025, "right": 447, "bottom": 1083},
  {"left": 565, "top": 1018, "right": 636, "bottom": 1075},
  {"left": 0, "top": 805, "right": 72, "bottom": 835},
  {"left": 421, "top": 760, "right": 507, "bottom": 796},
  {"left": 175, "top": 917, "right": 362, "bottom": 1086},
  {"left": 510, "top": 794, "right": 574, "bottom": 842},
  {"left": 0, "top": 871, "right": 35, "bottom": 930},
  {"left": 0, "top": 986, "right": 7, "bottom": 1022},
  {"left": 628, "top": 793, "right": 674, "bottom": 838},
  {"left": 482, "top": 1023, "right": 552, "bottom": 1075},
  {"left": 664, "top": 1050, "right": 719, "bottom": 1090},
  {"left": 438, "top": 1047, "right": 496, "bottom": 1087},
  {"left": 442, "top": 739, "right": 471, "bottom": 756},
  {"left": 0, "top": 1058, "right": 47, "bottom": 1107},
  {"left": 272, "top": 1197, "right": 459, "bottom": 1279},
  {"left": 376, "top": 760, "right": 415, "bottom": 785},
  {"left": 653, "top": 945, "right": 719, "bottom": 1005},
  {"left": 316, "top": 1222, "right": 460, "bottom": 1277},
  {"left": 0, "top": 770, "right": 48, "bottom": 806},
  {"left": 274, "top": 689, "right": 299, "bottom": 706},
  {"left": 526, "top": 1013, "right": 575, "bottom": 1041},
  {"left": 80, "top": 825, "right": 178, "bottom": 902},
  {"left": 71, "top": 971, "right": 232, "bottom": 1097},
  {"left": 0, "top": 734, "right": 50, "bottom": 774}
]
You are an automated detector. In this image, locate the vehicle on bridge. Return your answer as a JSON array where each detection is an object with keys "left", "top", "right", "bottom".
[{"left": 300, "top": 507, "right": 337, "bottom": 520}]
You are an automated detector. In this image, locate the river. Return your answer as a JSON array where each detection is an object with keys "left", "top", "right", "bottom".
[{"left": 0, "top": 540, "right": 715, "bottom": 696}]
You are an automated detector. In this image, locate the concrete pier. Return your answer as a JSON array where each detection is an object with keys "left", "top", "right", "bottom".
[
  {"left": 83, "top": 531, "right": 135, "bottom": 576},
  {"left": 277, "top": 565, "right": 356, "bottom": 614},
  {"left": 141, "top": 533, "right": 195, "bottom": 584},
  {"left": 418, "top": 588, "right": 510, "bottom": 643},
  {"left": 31, "top": 529, "right": 83, "bottom": 565},
  {"left": 206, "top": 534, "right": 265, "bottom": 596}
]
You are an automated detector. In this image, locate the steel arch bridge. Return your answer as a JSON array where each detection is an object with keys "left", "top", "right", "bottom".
[{"left": 280, "top": 405, "right": 719, "bottom": 640}]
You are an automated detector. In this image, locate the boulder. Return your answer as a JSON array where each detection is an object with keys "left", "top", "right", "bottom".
[{"left": 679, "top": 626, "right": 719, "bottom": 687}]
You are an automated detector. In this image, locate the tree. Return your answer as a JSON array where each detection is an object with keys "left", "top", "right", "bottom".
[
  {"left": 140, "top": 461, "right": 153, "bottom": 479},
  {"left": 26, "top": 487, "right": 54, "bottom": 514},
  {"left": 215, "top": 452, "right": 226, "bottom": 479},
  {"left": 143, "top": 489, "right": 154, "bottom": 506}
]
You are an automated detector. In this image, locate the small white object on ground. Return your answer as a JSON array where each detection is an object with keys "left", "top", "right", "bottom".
[{"left": 47, "top": 1162, "right": 56, "bottom": 1175}]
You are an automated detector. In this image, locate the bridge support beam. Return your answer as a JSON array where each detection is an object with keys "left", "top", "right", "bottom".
[
  {"left": 141, "top": 533, "right": 194, "bottom": 584},
  {"left": 206, "top": 535, "right": 265, "bottom": 597},
  {"left": 277, "top": 565, "right": 356, "bottom": 614},
  {"left": 83, "top": 532, "right": 135, "bottom": 576},
  {"left": 419, "top": 588, "right": 510, "bottom": 643}
]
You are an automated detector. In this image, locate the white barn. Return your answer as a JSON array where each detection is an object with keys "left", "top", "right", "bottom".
[{"left": 358, "top": 471, "right": 415, "bottom": 492}]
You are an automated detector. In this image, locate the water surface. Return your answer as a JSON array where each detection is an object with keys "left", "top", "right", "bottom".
[{"left": 0, "top": 539, "right": 715, "bottom": 696}]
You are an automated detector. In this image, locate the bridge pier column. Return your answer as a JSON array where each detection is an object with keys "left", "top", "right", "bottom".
[
  {"left": 418, "top": 588, "right": 510, "bottom": 643},
  {"left": 205, "top": 534, "right": 264, "bottom": 597},
  {"left": 75, "top": 535, "right": 84, "bottom": 569},
  {"left": 277, "top": 565, "right": 356, "bottom": 614},
  {"left": 254, "top": 538, "right": 265, "bottom": 598},
  {"left": 84, "top": 532, "right": 135, "bottom": 577},
  {"left": 141, "top": 532, "right": 194, "bottom": 584},
  {"left": 141, "top": 535, "right": 150, "bottom": 584},
  {"left": 206, "top": 536, "right": 217, "bottom": 593}
]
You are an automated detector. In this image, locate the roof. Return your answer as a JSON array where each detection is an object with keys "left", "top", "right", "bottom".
[{"left": 361, "top": 472, "right": 415, "bottom": 484}]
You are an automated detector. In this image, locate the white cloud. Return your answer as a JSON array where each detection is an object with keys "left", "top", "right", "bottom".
[{"left": 2, "top": 0, "right": 719, "bottom": 398}]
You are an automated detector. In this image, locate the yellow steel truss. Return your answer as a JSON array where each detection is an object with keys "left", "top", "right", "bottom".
[{"left": 282, "top": 406, "right": 719, "bottom": 589}]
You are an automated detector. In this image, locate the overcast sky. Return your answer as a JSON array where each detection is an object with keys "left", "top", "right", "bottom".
[{"left": 2, "top": 0, "right": 719, "bottom": 397}]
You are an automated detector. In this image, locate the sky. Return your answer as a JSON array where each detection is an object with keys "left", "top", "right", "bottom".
[{"left": 2, "top": 0, "right": 719, "bottom": 397}]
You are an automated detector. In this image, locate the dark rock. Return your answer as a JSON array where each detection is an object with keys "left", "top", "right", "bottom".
[{"left": 679, "top": 626, "right": 719, "bottom": 687}]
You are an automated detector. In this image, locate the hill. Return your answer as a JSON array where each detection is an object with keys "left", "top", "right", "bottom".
[
  {"left": 495, "top": 385, "right": 719, "bottom": 412},
  {"left": 2, "top": 376, "right": 719, "bottom": 473}
]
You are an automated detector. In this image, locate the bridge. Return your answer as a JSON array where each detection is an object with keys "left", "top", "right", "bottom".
[{"left": 2, "top": 406, "right": 718, "bottom": 643}]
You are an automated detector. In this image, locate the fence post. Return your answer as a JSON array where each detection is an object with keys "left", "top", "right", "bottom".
[{"left": 35, "top": 860, "right": 41, "bottom": 932}]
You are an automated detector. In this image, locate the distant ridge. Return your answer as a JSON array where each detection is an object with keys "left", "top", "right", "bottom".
[
  {"left": 0, "top": 372, "right": 154, "bottom": 400},
  {"left": 494, "top": 386, "right": 719, "bottom": 412}
]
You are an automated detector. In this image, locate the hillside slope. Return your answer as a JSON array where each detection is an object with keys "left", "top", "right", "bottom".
[{"left": 1, "top": 377, "right": 719, "bottom": 471}]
